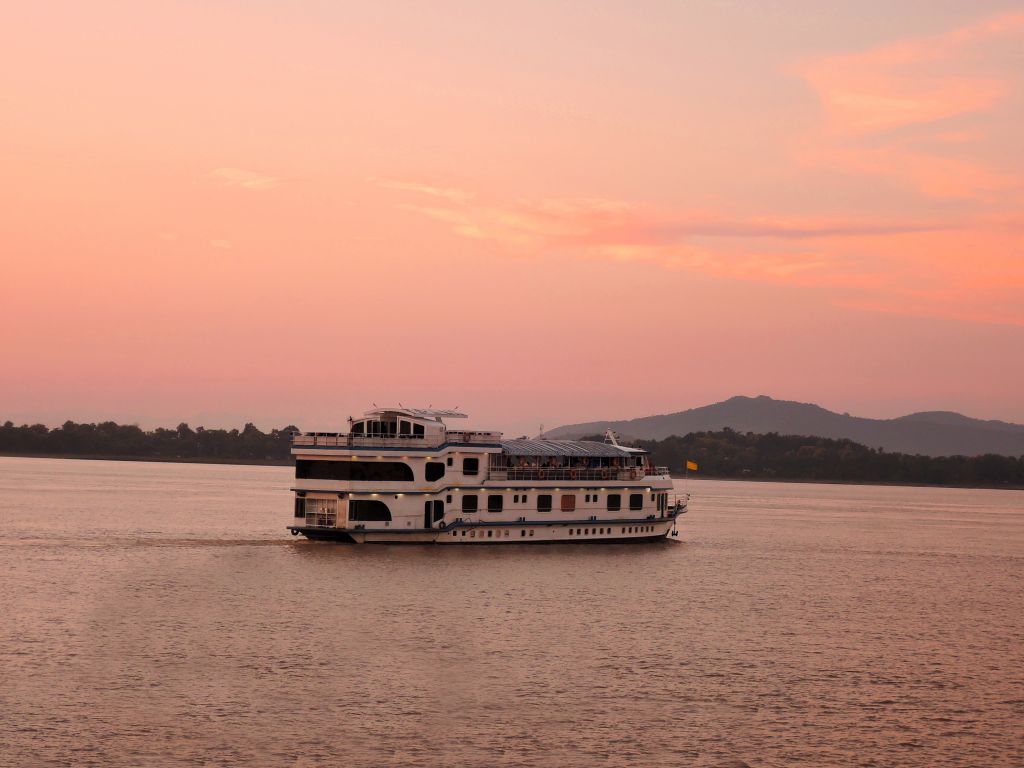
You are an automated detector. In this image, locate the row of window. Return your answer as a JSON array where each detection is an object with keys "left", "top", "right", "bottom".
[
  {"left": 295, "top": 497, "right": 392, "bottom": 521},
  {"left": 298, "top": 457, "right": 662, "bottom": 488},
  {"left": 447, "top": 525, "right": 658, "bottom": 539},
  {"left": 350, "top": 419, "right": 426, "bottom": 437},
  {"left": 296, "top": 459, "right": 476, "bottom": 482},
  {"left": 568, "top": 526, "right": 657, "bottom": 535},
  {"left": 456, "top": 493, "right": 647, "bottom": 513},
  {"left": 451, "top": 529, "right": 534, "bottom": 538}
]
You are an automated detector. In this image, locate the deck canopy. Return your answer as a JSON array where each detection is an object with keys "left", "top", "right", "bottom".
[
  {"left": 362, "top": 407, "right": 468, "bottom": 421},
  {"left": 500, "top": 439, "right": 645, "bottom": 458}
]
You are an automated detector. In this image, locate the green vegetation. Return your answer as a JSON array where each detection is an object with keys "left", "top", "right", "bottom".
[
  {"left": 631, "top": 429, "right": 1024, "bottom": 487},
  {"left": 2, "top": 420, "right": 1022, "bottom": 486},
  {"left": 0, "top": 420, "right": 296, "bottom": 463}
]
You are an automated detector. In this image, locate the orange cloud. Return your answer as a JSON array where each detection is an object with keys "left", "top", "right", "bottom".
[
  {"left": 802, "top": 12, "right": 1024, "bottom": 135},
  {"left": 379, "top": 180, "right": 1022, "bottom": 326},
  {"left": 798, "top": 11, "right": 1024, "bottom": 201},
  {"left": 210, "top": 167, "right": 280, "bottom": 190}
]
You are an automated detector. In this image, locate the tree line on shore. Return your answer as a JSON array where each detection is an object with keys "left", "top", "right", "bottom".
[
  {"left": 629, "top": 428, "right": 1024, "bottom": 487},
  {"left": 0, "top": 420, "right": 297, "bottom": 461},
  {"left": 2, "top": 420, "right": 1023, "bottom": 486}
]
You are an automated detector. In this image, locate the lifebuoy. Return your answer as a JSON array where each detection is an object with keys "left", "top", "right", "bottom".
[
  {"left": 570, "top": 469, "right": 578, "bottom": 480},
  {"left": 600, "top": 468, "right": 608, "bottom": 480}
]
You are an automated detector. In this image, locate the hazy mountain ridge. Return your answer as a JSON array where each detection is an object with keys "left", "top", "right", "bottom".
[{"left": 548, "top": 396, "right": 1024, "bottom": 457}]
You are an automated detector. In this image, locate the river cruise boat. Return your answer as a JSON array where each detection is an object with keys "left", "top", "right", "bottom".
[{"left": 287, "top": 407, "right": 687, "bottom": 544}]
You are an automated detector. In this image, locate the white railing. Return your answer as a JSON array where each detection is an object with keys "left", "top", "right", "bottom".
[
  {"left": 488, "top": 467, "right": 645, "bottom": 482},
  {"left": 292, "top": 430, "right": 501, "bottom": 448},
  {"left": 446, "top": 431, "right": 502, "bottom": 444}
]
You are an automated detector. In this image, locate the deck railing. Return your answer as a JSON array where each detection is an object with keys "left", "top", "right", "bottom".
[
  {"left": 488, "top": 467, "right": 645, "bottom": 482},
  {"left": 292, "top": 430, "right": 501, "bottom": 449}
]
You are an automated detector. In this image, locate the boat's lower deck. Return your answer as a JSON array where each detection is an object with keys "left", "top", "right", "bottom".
[{"left": 288, "top": 516, "right": 681, "bottom": 544}]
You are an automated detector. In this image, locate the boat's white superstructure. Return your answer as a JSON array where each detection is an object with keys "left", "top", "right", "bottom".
[{"left": 287, "top": 407, "right": 686, "bottom": 544}]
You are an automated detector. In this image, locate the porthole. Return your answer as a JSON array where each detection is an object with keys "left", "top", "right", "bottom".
[
  {"left": 487, "top": 530, "right": 493, "bottom": 538},
  {"left": 529, "top": 530, "right": 534, "bottom": 537},
  {"left": 521, "top": 530, "right": 526, "bottom": 537}
]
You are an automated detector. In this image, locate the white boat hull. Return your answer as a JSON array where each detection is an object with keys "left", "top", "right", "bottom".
[{"left": 289, "top": 511, "right": 683, "bottom": 544}]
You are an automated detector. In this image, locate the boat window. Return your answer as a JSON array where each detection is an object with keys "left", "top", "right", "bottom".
[
  {"left": 513, "top": 494, "right": 519, "bottom": 503},
  {"left": 414, "top": 423, "right": 424, "bottom": 437},
  {"left": 446, "top": 494, "right": 452, "bottom": 504},
  {"left": 447, "top": 457, "right": 453, "bottom": 466},
  {"left": 399, "top": 420, "right": 411, "bottom": 435},
  {"left": 488, "top": 495, "right": 503, "bottom": 513},
  {"left": 463, "top": 457, "right": 479, "bottom": 476},
  {"left": 293, "top": 497, "right": 303, "bottom": 517},
  {"left": 521, "top": 495, "right": 528, "bottom": 505},
  {"left": 629, "top": 494, "right": 643, "bottom": 511},
  {"left": 348, "top": 500, "right": 391, "bottom": 521},
  {"left": 433, "top": 500, "right": 444, "bottom": 522},
  {"left": 296, "top": 460, "right": 413, "bottom": 482},
  {"left": 537, "top": 494, "right": 552, "bottom": 512},
  {"left": 561, "top": 495, "right": 575, "bottom": 512},
  {"left": 425, "top": 462, "right": 445, "bottom": 482},
  {"left": 462, "top": 495, "right": 478, "bottom": 513},
  {"left": 351, "top": 421, "right": 365, "bottom": 434},
  {"left": 607, "top": 494, "right": 621, "bottom": 511}
]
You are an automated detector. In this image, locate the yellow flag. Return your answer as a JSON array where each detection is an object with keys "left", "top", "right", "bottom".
[{"left": 686, "top": 460, "right": 698, "bottom": 471}]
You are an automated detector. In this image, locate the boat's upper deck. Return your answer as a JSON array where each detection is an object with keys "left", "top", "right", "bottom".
[
  {"left": 291, "top": 406, "right": 665, "bottom": 477},
  {"left": 291, "top": 407, "right": 502, "bottom": 449}
]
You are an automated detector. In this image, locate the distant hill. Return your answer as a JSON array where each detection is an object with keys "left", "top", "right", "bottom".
[{"left": 548, "top": 396, "right": 1024, "bottom": 457}]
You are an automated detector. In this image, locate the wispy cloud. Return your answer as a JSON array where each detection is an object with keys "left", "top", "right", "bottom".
[
  {"left": 377, "top": 179, "right": 1022, "bottom": 326},
  {"left": 369, "top": 177, "right": 470, "bottom": 202},
  {"left": 797, "top": 11, "right": 1024, "bottom": 200},
  {"left": 210, "top": 168, "right": 280, "bottom": 191}
]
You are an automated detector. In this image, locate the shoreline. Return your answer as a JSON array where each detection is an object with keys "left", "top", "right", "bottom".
[
  {"left": 0, "top": 452, "right": 1020, "bottom": 490},
  {"left": 669, "top": 474, "right": 1024, "bottom": 491}
]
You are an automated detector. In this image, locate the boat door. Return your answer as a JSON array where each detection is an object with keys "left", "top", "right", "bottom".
[{"left": 424, "top": 500, "right": 444, "bottom": 528}]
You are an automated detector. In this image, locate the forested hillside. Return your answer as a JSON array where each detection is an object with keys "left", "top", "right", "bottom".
[{"left": 633, "top": 429, "right": 1024, "bottom": 487}]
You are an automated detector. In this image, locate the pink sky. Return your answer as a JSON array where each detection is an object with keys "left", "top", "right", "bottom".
[{"left": 2, "top": 1, "right": 1022, "bottom": 435}]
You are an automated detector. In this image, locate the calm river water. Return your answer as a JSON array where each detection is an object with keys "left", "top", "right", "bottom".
[{"left": 1, "top": 457, "right": 1022, "bottom": 767}]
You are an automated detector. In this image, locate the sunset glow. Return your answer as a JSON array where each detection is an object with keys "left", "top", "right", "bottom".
[{"left": 3, "top": 1, "right": 1022, "bottom": 433}]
